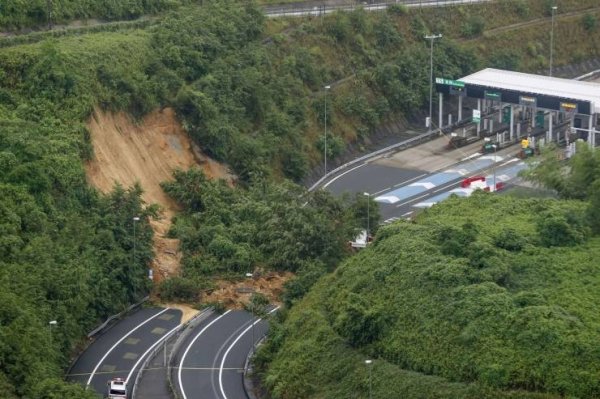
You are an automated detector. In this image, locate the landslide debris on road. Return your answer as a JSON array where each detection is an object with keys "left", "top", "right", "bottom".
[{"left": 85, "top": 107, "right": 232, "bottom": 281}]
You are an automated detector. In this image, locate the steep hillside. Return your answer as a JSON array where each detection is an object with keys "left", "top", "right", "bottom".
[
  {"left": 258, "top": 193, "right": 600, "bottom": 398},
  {"left": 85, "top": 107, "right": 231, "bottom": 281}
]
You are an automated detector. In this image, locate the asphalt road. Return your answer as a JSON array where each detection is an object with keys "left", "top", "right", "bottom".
[
  {"left": 175, "top": 310, "right": 272, "bottom": 399},
  {"left": 67, "top": 307, "right": 182, "bottom": 397},
  {"left": 323, "top": 133, "right": 526, "bottom": 222}
]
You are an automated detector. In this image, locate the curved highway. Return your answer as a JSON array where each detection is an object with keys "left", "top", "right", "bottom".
[
  {"left": 323, "top": 135, "right": 526, "bottom": 221},
  {"left": 174, "top": 309, "right": 275, "bottom": 399},
  {"left": 67, "top": 307, "right": 182, "bottom": 397}
]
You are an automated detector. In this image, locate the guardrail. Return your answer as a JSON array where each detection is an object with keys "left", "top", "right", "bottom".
[
  {"left": 87, "top": 296, "right": 149, "bottom": 338},
  {"left": 265, "top": 0, "right": 492, "bottom": 18},
  {"left": 131, "top": 308, "right": 212, "bottom": 399},
  {"left": 167, "top": 309, "right": 216, "bottom": 399},
  {"left": 575, "top": 68, "right": 600, "bottom": 81},
  {"left": 308, "top": 128, "right": 440, "bottom": 191}
]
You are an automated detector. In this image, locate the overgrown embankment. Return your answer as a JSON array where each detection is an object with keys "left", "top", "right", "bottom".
[{"left": 258, "top": 190, "right": 600, "bottom": 398}]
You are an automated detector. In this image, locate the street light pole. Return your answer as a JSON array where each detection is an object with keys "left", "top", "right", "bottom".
[
  {"left": 363, "top": 192, "right": 370, "bottom": 240},
  {"left": 133, "top": 216, "right": 140, "bottom": 267},
  {"left": 492, "top": 144, "right": 497, "bottom": 191},
  {"left": 365, "top": 359, "right": 373, "bottom": 399},
  {"left": 133, "top": 216, "right": 140, "bottom": 300},
  {"left": 245, "top": 273, "right": 255, "bottom": 350},
  {"left": 324, "top": 85, "right": 331, "bottom": 177},
  {"left": 49, "top": 320, "right": 57, "bottom": 336},
  {"left": 425, "top": 34, "right": 442, "bottom": 133},
  {"left": 549, "top": 6, "right": 557, "bottom": 77}
]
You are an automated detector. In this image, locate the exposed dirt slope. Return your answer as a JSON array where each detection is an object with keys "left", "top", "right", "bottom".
[{"left": 85, "top": 107, "right": 231, "bottom": 281}]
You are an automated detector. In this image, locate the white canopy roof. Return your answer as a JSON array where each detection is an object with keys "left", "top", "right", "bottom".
[{"left": 459, "top": 68, "right": 600, "bottom": 114}]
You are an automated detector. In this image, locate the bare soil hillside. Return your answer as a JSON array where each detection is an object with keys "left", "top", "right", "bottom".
[{"left": 85, "top": 107, "right": 231, "bottom": 281}]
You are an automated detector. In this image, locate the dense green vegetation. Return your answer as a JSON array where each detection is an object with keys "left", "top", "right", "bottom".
[
  {"left": 0, "top": 14, "right": 157, "bottom": 399},
  {"left": 0, "top": 0, "right": 192, "bottom": 31},
  {"left": 257, "top": 145, "right": 600, "bottom": 398},
  {"left": 160, "top": 168, "right": 377, "bottom": 302},
  {"left": 258, "top": 192, "right": 600, "bottom": 398},
  {"left": 1, "top": 0, "right": 599, "bottom": 396},
  {"left": 0, "top": 122, "right": 153, "bottom": 396}
]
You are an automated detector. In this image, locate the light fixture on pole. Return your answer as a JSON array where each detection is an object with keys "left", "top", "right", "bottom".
[
  {"left": 363, "top": 192, "right": 370, "bottom": 241},
  {"left": 365, "top": 359, "right": 373, "bottom": 399},
  {"left": 49, "top": 320, "right": 57, "bottom": 335},
  {"left": 133, "top": 216, "right": 140, "bottom": 268},
  {"left": 549, "top": 6, "right": 558, "bottom": 77},
  {"left": 424, "top": 34, "right": 442, "bottom": 133},
  {"left": 484, "top": 138, "right": 497, "bottom": 191},
  {"left": 245, "top": 273, "right": 256, "bottom": 350},
  {"left": 324, "top": 85, "right": 331, "bottom": 177},
  {"left": 133, "top": 216, "right": 140, "bottom": 300}
]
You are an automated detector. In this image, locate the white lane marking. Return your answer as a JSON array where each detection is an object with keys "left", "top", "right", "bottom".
[
  {"left": 322, "top": 163, "right": 368, "bottom": 189},
  {"left": 86, "top": 308, "right": 170, "bottom": 386},
  {"left": 218, "top": 307, "right": 279, "bottom": 399},
  {"left": 500, "top": 158, "right": 519, "bottom": 166},
  {"left": 375, "top": 195, "right": 400, "bottom": 204},
  {"left": 178, "top": 310, "right": 232, "bottom": 399},
  {"left": 409, "top": 182, "right": 435, "bottom": 190},
  {"left": 125, "top": 324, "right": 180, "bottom": 383},
  {"left": 392, "top": 173, "right": 428, "bottom": 188},
  {"left": 395, "top": 193, "right": 430, "bottom": 208},
  {"left": 461, "top": 152, "right": 481, "bottom": 161}
]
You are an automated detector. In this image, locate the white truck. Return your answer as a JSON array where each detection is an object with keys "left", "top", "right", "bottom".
[{"left": 107, "top": 378, "right": 127, "bottom": 399}]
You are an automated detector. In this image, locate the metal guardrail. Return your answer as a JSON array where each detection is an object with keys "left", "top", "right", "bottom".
[
  {"left": 87, "top": 296, "right": 149, "bottom": 338},
  {"left": 308, "top": 129, "right": 440, "bottom": 191},
  {"left": 265, "top": 0, "right": 492, "bottom": 18},
  {"left": 575, "top": 68, "right": 600, "bottom": 81},
  {"left": 167, "top": 309, "right": 215, "bottom": 399},
  {"left": 131, "top": 308, "right": 212, "bottom": 399}
]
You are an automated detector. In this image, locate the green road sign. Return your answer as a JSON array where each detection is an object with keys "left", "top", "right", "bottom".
[
  {"left": 435, "top": 78, "right": 465, "bottom": 88},
  {"left": 502, "top": 106, "right": 511, "bottom": 124},
  {"left": 472, "top": 109, "right": 481, "bottom": 123},
  {"left": 535, "top": 111, "right": 545, "bottom": 128},
  {"left": 485, "top": 90, "right": 501, "bottom": 101}
]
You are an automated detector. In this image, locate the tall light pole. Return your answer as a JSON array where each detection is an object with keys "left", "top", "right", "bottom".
[
  {"left": 245, "top": 273, "right": 255, "bottom": 350},
  {"left": 363, "top": 192, "right": 370, "bottom": 241},
  {"left": 49, "top": 320, "right": 57, "bottom": 337},
  {"left": 549, "top": 6, "right": 558, "bottom": 76},
  {"left": 324, "top": 85, "right": 331, "bottom": 177},
  {"left": 425, "top": 34, "right": 442, "bottom": 133},
  {"left": 133, "top": 216, "right": 140, "bottom": 267},
  {"left": 133, "top": 216, "right": 140, "bottom": 300},
  {"left": 365, "top": 359, "right": 373, "bottom": 399},
  {"left": 484, "top": 138, "right": 497, "bottom": 191}
]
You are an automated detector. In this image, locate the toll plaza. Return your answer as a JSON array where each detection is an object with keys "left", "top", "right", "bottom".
[{"left": 435, "top": 68, "right": 600, "bottom": 153}]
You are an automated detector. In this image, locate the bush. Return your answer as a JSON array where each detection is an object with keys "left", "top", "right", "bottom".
[
  {"left": 461, "top": 15, "right": 486, "bottom": 38},
  {"left": 582, "top": 13, "right": 598, "bottom": 31},
  {"left": 158, "top": 277, "right": 201, "bottom": 302}
]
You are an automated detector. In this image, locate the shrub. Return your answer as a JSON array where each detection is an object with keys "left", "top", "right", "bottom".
[
  {"left": 582, "top": 13, "right": 598, "bottom": 31},
  {"left": 158, "top": 277, "right": 201, "bottom": 302}
]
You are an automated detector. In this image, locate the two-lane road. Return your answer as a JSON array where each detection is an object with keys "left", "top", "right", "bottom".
[
  {"left": 67, "top": 307, "right": 182, "bottom": 397},
  {"left": 175, "top": 309, "right": 274, "bottom": 399}
]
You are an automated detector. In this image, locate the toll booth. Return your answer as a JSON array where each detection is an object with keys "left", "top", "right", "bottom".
[{"left": 434, "top": 69, "right": 600, "bottom": 149}]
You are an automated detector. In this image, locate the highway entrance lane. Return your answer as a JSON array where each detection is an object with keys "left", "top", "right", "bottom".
[{"left": 67, "top": 307, "right": 182, "bottom": 397}]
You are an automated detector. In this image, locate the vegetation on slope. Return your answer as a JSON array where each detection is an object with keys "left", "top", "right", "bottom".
[
  {"left": 160, "top": 168, "right": 378, "bottom": 302},
  {"left": 0, "top": 0, "right": 192, "bottom": 31},
  {"left": 0, "top": 0, "right": 599, "bottom": 396},
  {"left": 0, "top": 26, "right": 158, "bottom": 399},
  {"left": 258, "top": 193, "right": 600, "bottom": 398},
  {"left": 256, "top": 144, "right": 600, "bottom": 398}
]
